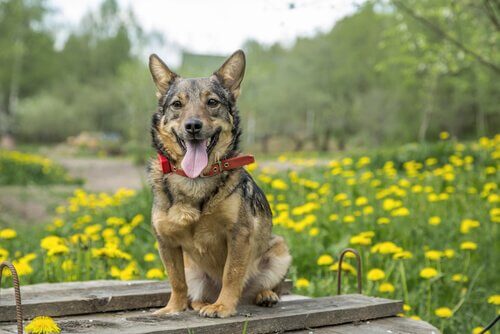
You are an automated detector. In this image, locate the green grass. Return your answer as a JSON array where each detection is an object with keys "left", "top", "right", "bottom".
[{"left": 0, "top": 136, "right": 498, "bottom": 333}]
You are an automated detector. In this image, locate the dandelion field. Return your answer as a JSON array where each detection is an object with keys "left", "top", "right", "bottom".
[{"left": 0, "top": 135, "right": 499, "bottom": 333}]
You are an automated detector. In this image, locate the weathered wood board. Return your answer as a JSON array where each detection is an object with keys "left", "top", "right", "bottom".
[
  {"left": 0, "top": 280, "right": 170, "bottom": 322},
  {"left": 289, "top": 317, "right": 440, "bottom": 334},
  {"left": 0, "top": 294, "right": 403, "bottom": 334},
  {"left": 0, "top": 279, "right": 293, "bottom": 322}
]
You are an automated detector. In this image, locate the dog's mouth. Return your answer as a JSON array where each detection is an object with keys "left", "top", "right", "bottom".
[{"left": 173, "top": 128, "right": 221, "bottom": 178}]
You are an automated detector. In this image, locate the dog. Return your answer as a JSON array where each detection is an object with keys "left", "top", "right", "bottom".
[{"left": 147, "top": 50, "right": 292, "bottom": 318}]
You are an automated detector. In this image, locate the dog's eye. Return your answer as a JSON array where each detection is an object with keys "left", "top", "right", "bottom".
[
  {"left": 171, "top": 101, "right": 182, "bottom": 109},
  {"left": 207, "top": 99, "right": 219, "bottom": 108}
]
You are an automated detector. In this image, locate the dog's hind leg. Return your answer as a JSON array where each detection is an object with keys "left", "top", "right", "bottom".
[
  {"left": 185, "top": 261, "right": 220, "bottom": 311},
  {"left": 246, "top": 235, "right": 292, "bottom": 307}
]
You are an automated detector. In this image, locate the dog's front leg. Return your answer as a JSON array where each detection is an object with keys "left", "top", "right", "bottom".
[
  {"left": 199, "top": 229, "right": 252, "bottom": 318},
  {"left": 153, "top": 236, "right": 188, "bottom": 315}
]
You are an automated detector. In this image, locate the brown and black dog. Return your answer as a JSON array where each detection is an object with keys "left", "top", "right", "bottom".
[{"left": 147, "top": 50, "right": 292, "bottom": 318}]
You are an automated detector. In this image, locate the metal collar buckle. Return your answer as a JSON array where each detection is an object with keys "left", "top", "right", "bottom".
[{"left": 200, "top": 160, "right": 222, "bottom": 178}]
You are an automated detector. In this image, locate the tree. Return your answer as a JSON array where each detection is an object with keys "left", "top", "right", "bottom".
[{"left": 0, "top": 0, "right": 56, "bottom": 146}]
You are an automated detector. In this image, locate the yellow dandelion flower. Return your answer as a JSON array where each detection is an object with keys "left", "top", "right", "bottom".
[
  {"left": 119, "top": 225, "right": 132, "bottom": 236},
  {"left": 411, "top": 185, "right": 423, "bottom": 193},
  {"left": 146, "top": 268, "right": 165, "bottom": 279},
  {"left": 426, "top": 157, "right": 438, "bottom": 166},
  {"left": 378, "top": 282, "right": 395, "bottom": 293},
  {"left": 355, "top": 196, "right": 368, "bottom": 206},
  {"left": 473, "top": 327, "right": 490, "bottom": 334},
  {"left": 25, "top": 316, "right": 61, "bottom": 334},
  {"left": 130, "top": 214, "right": 144, "bottom": 227},
  {"left": 317, "top": 254, "right": 334, "bottom": 266},
  {"left": 425, "top": 250, "right": 443, "bottom": 261},
  {"left": 460, "top": 241, "right": 478, "bottom": 251},
  {"left": 391, "top": 207, "right": 410, "bottom": 217},
  {"left": 363, "top": 206, "right": 374, "bottom": 215},
  {"left": 460, "top": 219, "right": 480, "bottom": 234},
  {"left": 276, "top": 203, "right": 289, "bottom": 211},
  {"left": 271, "top": 179, "right": 288, "bottom": 190},
  {"left": 377, "top": 217, "right": 390, "bottom": 225},
  {"left": 428, "top": 216, "right": 441, "bottom": 226},
  {"left": 420, "top": 267, "right": 438, "bottom": 279},
  {"left": 485, "top": 166, "right": 496, "bottom": 175},
  {"left": 434, "top": 307, "right": 452, "bottom": 318},
  {"left": 403, "top": 304, "right": 411, "bottom": 312},
  {"left": 296, "top": 278, "right": 310, "bottom": 288},
  {"left": 309, "top": 227, "right": 319, "bottom": 236},
  {"left": 144, "top": 253, "right": 156, "bottom": 262},
  {"left": 342, "top": 215, "right": 355, "bottom": 224},
  {"left": 487, "top": 295, "right": 500, "bottom": 305},
  {"left": 0, "top": 228, "right": 17, "bottom": 239},
  {"left": 40, "top": 236, "right": 65, "bottom": 250},
  {"left": 393, "top": 251, "right": 413, "bottom": 260},
  {"left": 367, "top": 268, "right": 385, "bottom": 281},
  {"left": 329, "top": 213, "right": 339, "bottom": 221},
  {"left": 61, "top": 260, "right": 74, "bottom": 272},
  {"left": 106, "top": 216, "right": 126, "bottom": 226},
  {"left": 371, "top": 242, "right": 402, "bottom": 254},
  {"left": 350, "top": 235, "right": 372, "bottom": 246},
  {"left": 47, "top": 244, "right": 69, "bottom": 257},
  {"left": 84, "top": 224, "right": 102, "bottom": 236},
  {"left": 246, "top": 162, "right": 258, "bottom": 172},
  {"left": 444, "top": 249, "right": 455, "bottom": 258},
  {"left": 439, "top": 131, "right": 450, "bottom": 140},
  {"left": 70, "top": 233, "right": 90, "bottom": 245},
  {"left": 333, "top": 193, "right": 348, "bottom": 202},
  {"left": 328, "top": 262, "right": 357, "bottom": 275},
  {"left": 451, "top": 274, "right": 468, "bottom": 283},
  {"left": 0, "top": 248, "right": 9, "bottom": 262}
]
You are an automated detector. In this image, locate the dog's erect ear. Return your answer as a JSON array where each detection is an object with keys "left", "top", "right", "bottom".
[
  {"left": 214, "top": 50, "right": 246, "bottom": 99},
  {"left": 149, "top": 54, "right": 178, "bottom": 97}
]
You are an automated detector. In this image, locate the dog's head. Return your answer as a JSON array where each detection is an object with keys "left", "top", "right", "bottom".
[{"left": 149, "top": 50, "right": 245, "bottom": 178}]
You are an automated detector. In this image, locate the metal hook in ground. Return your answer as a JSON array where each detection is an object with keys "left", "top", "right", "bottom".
[
  {"left": 0, "top": 261, "right": 23, "bottom": 334},
  {"left": 337, "top": 248, "right": 363, "bottom": 295}
]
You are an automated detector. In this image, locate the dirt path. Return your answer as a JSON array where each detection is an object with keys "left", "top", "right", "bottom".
[{"left": 55, "top": 157, "right": 147, "bottom": 192}]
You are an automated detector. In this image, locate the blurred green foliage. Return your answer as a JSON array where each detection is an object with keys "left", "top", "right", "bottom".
[{"left": 0, "top": 0, "right": 498, "bottom": 157}]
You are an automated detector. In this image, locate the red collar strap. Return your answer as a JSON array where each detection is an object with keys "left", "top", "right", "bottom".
[{"left": 157, "top": 152, "right": 255, "bottom": 177}]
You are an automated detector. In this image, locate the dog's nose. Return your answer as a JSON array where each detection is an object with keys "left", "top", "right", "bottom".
[{"left": 184, "top": 118, "right": 203, "bottom": 135}]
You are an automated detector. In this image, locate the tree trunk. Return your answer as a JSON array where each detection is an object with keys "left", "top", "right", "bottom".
[
  {"left": 320, "top": 128, "right": 332, "bottom": 152},
  {"left": 418, "top": 75, "right": 437, "bottom": 143},
  {"left": 338, "top": 137, "right": 346, "bottom": 151},
  {"left": 260, "top": 135, "right": 270, "bottom": 154},
  {"left": 288, "top": 134, "right": 305, "bottom": 151},
  {"left": 1, "top": 35, "right": 25, "bottom": 148}
]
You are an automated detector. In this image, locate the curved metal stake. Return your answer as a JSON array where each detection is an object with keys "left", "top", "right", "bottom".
[
  {"left": 0, "top": 261, "right": 23, "bottom": 334},
  {"left": 337, "top": 248, "right": 362, "bottom": 295}
]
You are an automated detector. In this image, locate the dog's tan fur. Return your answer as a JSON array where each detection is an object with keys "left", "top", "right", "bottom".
[{"left": 147, "top": 50, "right": 291, "bottom": 318}]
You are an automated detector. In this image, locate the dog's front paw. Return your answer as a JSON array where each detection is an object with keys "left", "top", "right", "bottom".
[
  {"left": 199, "top": 303, "right": 236, "bottom": 318},
  {"left": 255, "top": 290, "right": 279, "bottom": 307},
  {"left": 191, "top": 300, "right": 210, "bottom": 311},
  {"left": 152, "top": 304, "right": 187, "bottom": 316}
]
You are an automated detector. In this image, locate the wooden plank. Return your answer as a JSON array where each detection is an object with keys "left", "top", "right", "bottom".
[
  {"left": 0, "top": 280, "right": 171, "bottom": 322},
  {"left": 0, "top": 294, "right": 403, "bottom": 334},
  {"left": 288, "top": 316, "right": 440, "bottom": 334},
  {"left": 0, "top": 279, "right": 293, "bottom": 322}
]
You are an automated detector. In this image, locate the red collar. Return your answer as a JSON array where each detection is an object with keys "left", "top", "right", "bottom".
[{"left": 157, "top": 152, "right": 255, "bottom": 177}]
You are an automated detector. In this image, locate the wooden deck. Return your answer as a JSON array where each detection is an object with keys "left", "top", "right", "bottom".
[{"left": 0, "top": 280, "right": 439, "bottom": 334}]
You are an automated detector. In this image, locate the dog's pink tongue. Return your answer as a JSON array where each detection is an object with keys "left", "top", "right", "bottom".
[{"left": 181, "top": 140, "right": 208, "bottom": 178}]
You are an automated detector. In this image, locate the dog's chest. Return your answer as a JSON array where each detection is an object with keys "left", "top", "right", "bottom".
[{"left": 187, "top": 216, "right": 227, "bottom": 256}]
